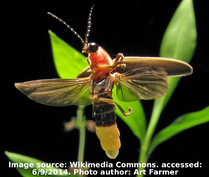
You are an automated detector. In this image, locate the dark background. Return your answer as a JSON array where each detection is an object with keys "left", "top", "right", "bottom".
[{"left": 2, "top": 0, "right": 209, "bottom": 176}]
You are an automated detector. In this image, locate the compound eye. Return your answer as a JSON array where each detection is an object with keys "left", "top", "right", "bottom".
[{"left": 88, "top": 42, "right": 98, "bottom": 52}]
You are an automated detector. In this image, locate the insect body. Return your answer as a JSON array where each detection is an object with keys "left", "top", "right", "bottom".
[
  {"left": 91, "top": 75, "right": 120, "bottom": 158},
  {"left": 15, "top": 6, "right": 193, "bottom": 159}
]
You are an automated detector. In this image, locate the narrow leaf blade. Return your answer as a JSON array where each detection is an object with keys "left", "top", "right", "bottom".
[
  {"left": 5, "top": 151, "right": 74, "bottom": 177},
  {"left": 154, "top": 0, "right": 197, "bottom": 114},
  {"left": 148, "top": 106, "right": 209, "bottom": 156},
  {"left": 49, "top": 30, "right": 88, "bottom": 79},
  {"left": 160, "top": 0, "right": 197, "bottom": 61}
]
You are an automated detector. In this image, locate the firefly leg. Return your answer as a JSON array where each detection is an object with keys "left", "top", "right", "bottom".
[
  {"left": 112, "top": 53, "right": 124, "bottom": 67},
  {"left": 114, "top": 102, "right": 132, "bottom": 116},
  {"left": 97, "top": 97, "right": 132, "bottom": 116},
  {"left": 112, "top": 53, "right": 126, "bottom": 70}
]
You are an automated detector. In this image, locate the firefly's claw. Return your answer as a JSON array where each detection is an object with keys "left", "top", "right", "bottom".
[
  {"left": 112, "top": 53, "right": 124, "bottom": 68},
  {"left": 95, "top": 97, "right": 132, "bottom": 116},
  {"left": 114, "top": 102, "right": 132, "bottom": 116}
]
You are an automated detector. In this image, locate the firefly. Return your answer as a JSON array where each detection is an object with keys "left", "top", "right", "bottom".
[{"left": 15, "top": 5, "right": 193, "bottom": 159}]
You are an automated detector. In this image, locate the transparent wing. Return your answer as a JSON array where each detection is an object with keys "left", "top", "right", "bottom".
[
  {"left": 77, "top": 57, "right": 193, "bottom": 78},
  {"left": 116, "top": 57, "right": 193, "bottom": 76},
  {"left": 15, "top": 77, "right": 91, "bottom": 106},
  {"left": 115, "top": 68, "right": 169, "bottom": 102}
]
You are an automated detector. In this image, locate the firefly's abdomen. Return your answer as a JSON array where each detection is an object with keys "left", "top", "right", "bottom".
[
  {"left": 96, "top": 123, "right": 120, "bottom": 159},
  {"left": 94, "top": 102, "right": 121, "bottom": 159},
  {"left": 90, "top": 76, "right": 121, "bottom": 159}
]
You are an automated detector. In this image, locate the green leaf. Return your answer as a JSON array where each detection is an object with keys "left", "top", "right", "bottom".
[
  {"left": 148, "top": 106, "right": 209, "bottom": 156},
  {"left": 154, "top": 0, "right": 197, "bottom": 114},
  {"left": 49, "top": 30, "right": 88, "bottom": 79},
  {"left": 160, "top": 0, "right": 197, "bottom": 60},
  {"left": 113, "top": 88, "right": 146, "bottom": 142},
  {"left": 143, "top": 0, "right": 197, "bottom": 162},
  {"left": 5, "top": 151, "right": 76, "bottom": 177}
]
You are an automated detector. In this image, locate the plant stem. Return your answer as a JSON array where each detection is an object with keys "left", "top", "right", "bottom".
[
  {"left": 137, "top": 99, "right": 164, "bottom": 177},
  {"left": 76, "top": 105, "right": 86, "bottom": 163}
]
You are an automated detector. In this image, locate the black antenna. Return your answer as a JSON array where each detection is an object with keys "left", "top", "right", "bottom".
[
  {"left": 85, "top": 5, "right": 94, "bottom": 45},
  {"left": 47, "top": 12, "right": 85, "bottom": 45},
  {"left": 47, "top": 5, "right": 95, "bottom": 47}
]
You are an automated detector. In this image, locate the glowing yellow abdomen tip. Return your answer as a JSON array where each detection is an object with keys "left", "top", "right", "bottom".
[
  {"left": 105, "top": 150, "right": 119, "bottom": 159},
  {"left": 96, "top": 124, "right": 121, "bottom": 159}
]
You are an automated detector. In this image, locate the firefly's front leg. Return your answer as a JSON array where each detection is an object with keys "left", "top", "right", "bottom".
[{"left": 112, "top": 53, "right": 125, "bottom": 68}]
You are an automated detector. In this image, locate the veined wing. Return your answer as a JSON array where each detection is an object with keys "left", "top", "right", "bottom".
[
  {"left": 116, "top": 57, "right": 193, "bottom": 77},
  {"left": 15, "top": 77, "right": 91, "bottom": 106},
  {"left": 115, "top": 67, "right": 169, "bottom": 102},
  {"left": 77, "top": 57, "right": 193, "bottom": 78}
]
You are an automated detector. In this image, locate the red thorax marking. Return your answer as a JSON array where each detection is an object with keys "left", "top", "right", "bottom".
[{"left": 88, "top": 46, "right": 113, "bottom": 82}]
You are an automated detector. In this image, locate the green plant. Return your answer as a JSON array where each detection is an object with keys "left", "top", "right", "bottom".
[{"left": 6, "top": 0, "right": 209, "bottom": 176}]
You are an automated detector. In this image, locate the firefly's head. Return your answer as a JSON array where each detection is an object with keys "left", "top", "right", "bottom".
[{"left": 82, "top": 42, "right": 99, "bottom": 54}]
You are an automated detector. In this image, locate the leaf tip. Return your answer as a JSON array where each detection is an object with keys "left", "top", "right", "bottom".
[
  {"left": 48, "top": 29, "right": 54, "bottom": 36},
  {"left": 5, "top": 151, "right": 11, "bottom": 158}
]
